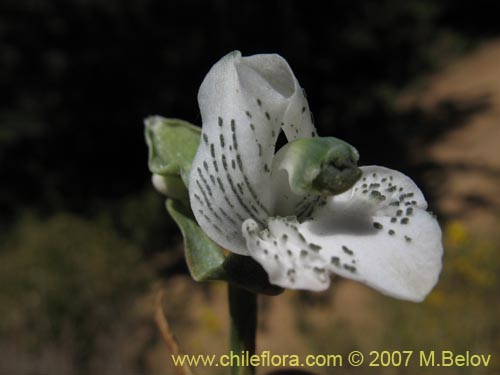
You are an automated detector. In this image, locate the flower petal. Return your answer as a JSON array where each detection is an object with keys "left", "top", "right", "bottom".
[
  {"left": 243, "top": 166, "right": 443, "bottom": 302},
  {"left": 243, "top": 216, "right": 332, "bottom": 291},
  {"left": 235, "top": 54, "right": 317, "bottom": 141},
  {"left": 190, "top": 51, "right": 314, "bottom": 254}
]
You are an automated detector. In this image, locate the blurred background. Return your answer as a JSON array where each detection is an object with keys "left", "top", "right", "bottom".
[{"left": 1, "top": 0, "right": 499, "bottom": 374}]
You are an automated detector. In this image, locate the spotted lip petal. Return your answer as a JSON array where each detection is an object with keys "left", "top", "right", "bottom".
[
  {"left": 189, "top": 51, "right": 316, "bottom": 255},
  {"left": 243, "top": 166, "right": 443, "bottom": 302}
]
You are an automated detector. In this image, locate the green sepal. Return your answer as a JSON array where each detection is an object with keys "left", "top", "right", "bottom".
[
  {"left": 166, "top": 199, "right": 226, "bottom": 281},
  {"left": 274, "top": 137, "right": 362, "bottom": 196},
  {"left": 166, "top": 199, "right": 283, "bottom": 296},
  {"left": 144, "top": 116, "right": 200, "bottom": 186},
  {"left": 151, "top": 174, "right": 189, "bottom": 202}
]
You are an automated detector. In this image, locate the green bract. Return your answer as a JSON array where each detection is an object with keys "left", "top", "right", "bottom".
[{"left": 144, "top": 116, "right": 200, "bottom": 185}]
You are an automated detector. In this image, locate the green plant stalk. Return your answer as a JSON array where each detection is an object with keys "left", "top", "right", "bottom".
[{"left": 228, "top": 284, "right": 257, "bottom": 375}]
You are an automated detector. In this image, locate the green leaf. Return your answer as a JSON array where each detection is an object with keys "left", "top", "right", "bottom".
[
  {"left": 274, "top": 137, "right": 362, "bottom": 196},
  {"left": 166, "top": 199, "right": 283, "bottom": 296},
  {"left": 144, "top": 116, "right": 200, "bottom": 185}
]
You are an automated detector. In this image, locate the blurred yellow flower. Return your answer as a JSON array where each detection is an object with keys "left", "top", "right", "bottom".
[
  {"left": 200, "top": 307, "right": 222, "bottom": 333},
  {"left": 445, "top": 220, "right": 469, "bottom": 247}
]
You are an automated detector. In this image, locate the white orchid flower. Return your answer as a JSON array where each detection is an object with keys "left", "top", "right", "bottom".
[{"left": 188, "top": 51, "right": 443, "bottom": 302}]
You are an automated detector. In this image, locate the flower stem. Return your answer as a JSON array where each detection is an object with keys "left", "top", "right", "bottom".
[{"left": 228, "top": 284, "right": 257, "bottom": 375}]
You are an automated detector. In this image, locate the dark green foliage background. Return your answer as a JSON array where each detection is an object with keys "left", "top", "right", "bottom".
[
  {"left": 0, "top": 0, "right": 499, "bottom": 372},
  {"left": 1, "top": 0, "right": 498, "bottom": 219}
]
